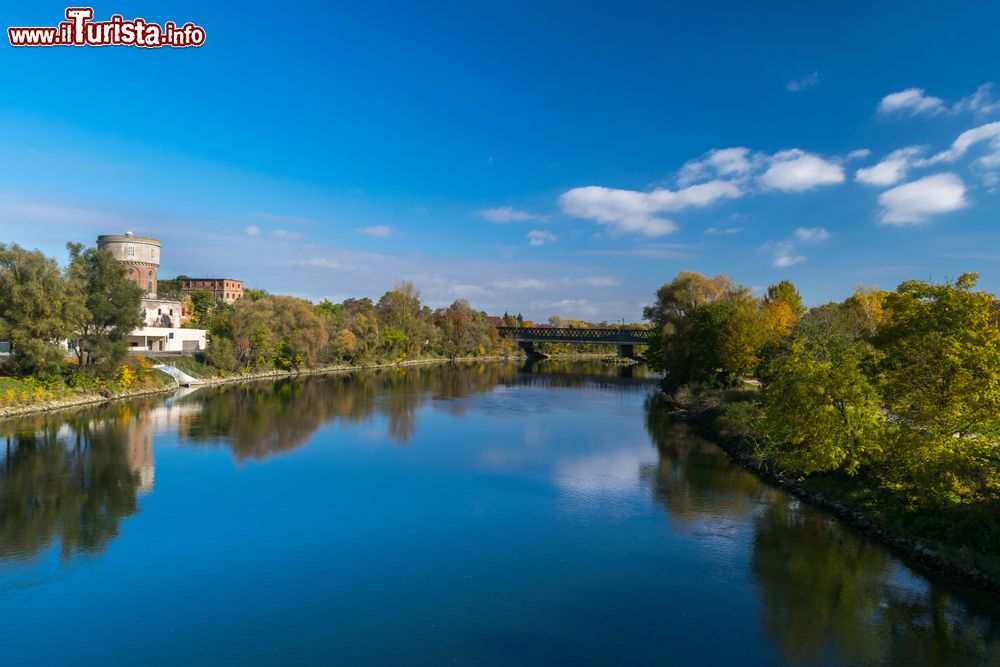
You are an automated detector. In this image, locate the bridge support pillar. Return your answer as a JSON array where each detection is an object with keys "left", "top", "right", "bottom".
[
  {"left": 616, "top": 344, "right": 635, "bottom": 359},
  {"left": 519, "top": 341, "right": 546, "bottom": 359}
]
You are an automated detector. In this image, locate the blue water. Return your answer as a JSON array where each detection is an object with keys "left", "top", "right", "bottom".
[{"left": 1, "top": 362, "right": 998, "bottom": 665}]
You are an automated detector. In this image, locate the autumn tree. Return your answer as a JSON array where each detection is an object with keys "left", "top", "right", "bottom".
[
  {"left": 765, "top": 279, "right": 805, "bottom": 317},
  {"left": 229, "top": 295, "right": 326, "bottom": 369}
]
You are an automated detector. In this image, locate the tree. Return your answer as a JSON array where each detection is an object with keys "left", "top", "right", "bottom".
[
  {"left": 435, "top": 300, "right": 499, "bottom": 358},
  {"left": 718, "top": 292, "right": 766, "bottom": 379},
  {"left": 644, "top": 272, "right": 748, "bottom": 389},
  {"left": 187, "top": 289, "right": 215, "bottom": 324},
  {"left": 765, "top": 279, "right": 805, "bottom": 317},
  {"left": 873, "top": 273, "right": 1000, "bottom": 502},
  {"left": 229, "top": 296, "right": 326, "bottom": 369},
  {"left": 762, "top": 333, "right": 888, "bottom": 475},
  {"left": 65, "top": 244, "right": 144, "bottom": 372},
  {"left": 0, "top": 244, "right": 72, "bottom": 374},
  {"left": 375, "top": 282, "right": 435, "bottom": 357},
  {"left": 844, "top": 286, "right": 888, "bottom": 337}
]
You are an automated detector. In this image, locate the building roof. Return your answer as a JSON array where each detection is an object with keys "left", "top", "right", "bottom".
[
  {"left": 97, "top": 233, "right": 161, "bottom": 245},
  {"left": 181, "top": 278, "right": 243, "bottom": 283}
]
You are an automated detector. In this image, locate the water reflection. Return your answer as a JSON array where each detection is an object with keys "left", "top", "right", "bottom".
[
  {"left": 180, "top": 363, "right": 520, "bottom": 456},
  {"left": 644, "top": 394, "right": 1000, "bottom": 665},
  {"left": 2, "top": 362, "right": 999, "bottom": 666},
  {"left": 0, "top": 405, "right": 152, "bottom": 561}
]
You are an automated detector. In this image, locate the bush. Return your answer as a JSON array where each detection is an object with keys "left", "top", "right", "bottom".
[{"left": 716, "top": 399, "right": 764, "bottom": 440}]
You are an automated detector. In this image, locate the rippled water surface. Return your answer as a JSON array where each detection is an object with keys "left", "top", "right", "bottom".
[{"left": 1, "top": 361, "right": 999, "bottom": 665}]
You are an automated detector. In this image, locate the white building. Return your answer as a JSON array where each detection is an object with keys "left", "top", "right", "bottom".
[
  {"left": 128, "top": 326, "right": 207, "bottom": 353},
  {"left": 97, "top": 232, "right": 209, "bottom": 354}
]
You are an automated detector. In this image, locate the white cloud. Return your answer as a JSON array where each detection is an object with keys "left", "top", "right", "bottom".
[
  {"left": 953, "top": 83, "right": 1000, "bottom": 116},
  {"left": 705, "top": 226, "right": 743, "bottom": 235},
  {"left": 270, "top": 229, "right": 304, "bottom": 240},
  {"left": 878, "top": 173, "right": 968, "bottom": 225},
  {"left": 766, "top": 227, "right": 829, "bottom": 268},
  {"left": 582, "top": 276, "right": 620, "bottom": 287},
  {"left": 877, "top": 83, "right": 1000, "bottom": 118},
  {"left": 847, "top": 148, "right": 873, "bottom": 160},
  {"left": 758, "top": 149, "right": 845, "bottom": 191},
  {"left": 877, "top": 88, "right": 946, "bottom": 116},
  {"left": 243, "top": 225, "right": 261, "bottom": 236},
  {"left": 296, "top": 258, "right": 343, "bottom": 270},
  {"left": 493, "top": 278, "right": 548, "bottom": 290},
  {"left": 477, "top": 206, "right": 542, "bottom": 223},
  {"left": 855, "top": 147, "right": 924, "bottom": 186},
  {"left": 771, "top": 242, "right": 806, "bottom": 267},
  {"left": 773, "top": 253, "right": 806, "bottom": 268},
  {"left": 527, "top": 230, "right": 557, "bottom": 246},
  {"left": 676, "top": 147, "right": 756, "bottom": 186},
  {"left": 786, "top": 71, "right": 819, "bottom": 92},
  {"left": 920, "top": 121, "right": 1000, "bottom": 166},
  {"left": 559, "top": 180, "right": 742, "bottom": 237},
  {"left": 357, "top": 225, "right": 394, "bottom": 237},
  {"left": 529, "top": 298, "right": 600, "bottom": 318},
  {"left": 793, "top": 227, "right": 830, "bottom": 242}
]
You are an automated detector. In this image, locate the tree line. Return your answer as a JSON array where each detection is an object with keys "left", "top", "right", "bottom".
[
  {"left": 192, "top": 280, "right": 513, "bottom": 372},
  {"left": 0, "top": 243, "right": 144, "bottom": 378},
  {"left": 0, "top": 242, "right": 521, "bottom": 387},
  {"left": 645, "top": 270, "right": 1000, "bottom": 510}
]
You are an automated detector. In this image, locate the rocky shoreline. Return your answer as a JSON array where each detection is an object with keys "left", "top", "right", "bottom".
[{"left": 681, "top": 409, "right": 1000, "bottom": 595}]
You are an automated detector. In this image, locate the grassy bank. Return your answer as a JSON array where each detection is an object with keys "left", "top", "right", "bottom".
[
  {"left": 0, "top": 357, "right": 177, "bottom": 419},
  {"left": 0, "top": 352, "right": 526, "bottom": 421},
  {"left": 656, "top": 386, "right": 1000, "bottom": 593}
]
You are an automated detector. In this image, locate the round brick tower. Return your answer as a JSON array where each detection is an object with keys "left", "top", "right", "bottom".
[{"left": 96, "top": 232, "right": 161, "bottom": 297}]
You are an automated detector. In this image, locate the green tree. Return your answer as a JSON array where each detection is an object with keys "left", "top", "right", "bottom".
[
  {"left": 65, "top": 244, "right": 144, "bottom": 372},
  {"left": 762, "top": 331, "right": 888, "bottom": 475},
  {"left": 644, "top": 272, "right": 752, "bottom": 390},
  {"left": 873, "top": 273, "right": 1000, "bottom": 502},
  {"left": 0, "top": 244, "right": 71, "bottom": 374},
  {"left": 187, "top": 289, "right": 215, "bottom": 324},
  {"left": 765, "top": 279, "right": 805, "bottom": 317}
]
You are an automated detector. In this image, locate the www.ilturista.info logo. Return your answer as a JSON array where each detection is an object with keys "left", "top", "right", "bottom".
[{"left": 8, "top": 8, "right": 206, "bottom": 48}]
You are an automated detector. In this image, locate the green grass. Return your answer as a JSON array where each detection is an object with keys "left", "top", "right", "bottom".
[{"left": 160, "top": 355, "right": 219, "bottom": 378}]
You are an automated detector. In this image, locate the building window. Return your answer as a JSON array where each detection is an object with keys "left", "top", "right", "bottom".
[
  {"left": 127, "top": 245, "right": 135, "bottom": 257},
  {"left": 128, "top": 268, "right": 134, "bottom": 275},
  {"left": 147, "top": 282, "right": 153, "bottom": 294},
  {"left": 157, "top": 308, "right": 162, "bottom": 315}
]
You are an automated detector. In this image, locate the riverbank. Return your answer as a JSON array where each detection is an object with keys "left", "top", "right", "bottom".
[
  {"left": 0, "top": 353, "right": 527, "bottom": 422},
  {"left": 656, "top": 388, "right": 1000, "bottom": 594}
]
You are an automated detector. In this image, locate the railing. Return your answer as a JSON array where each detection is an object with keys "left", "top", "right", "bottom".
[{"left": 495, "top": 326, "right": 655, "bottom": 343}]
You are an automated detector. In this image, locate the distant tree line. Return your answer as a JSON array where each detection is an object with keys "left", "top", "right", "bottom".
[{"left": 176, "top": 280, "right": 515, "bottom": 372}]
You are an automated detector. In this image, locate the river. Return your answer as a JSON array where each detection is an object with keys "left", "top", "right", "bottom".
[{"left": 1, "top": 361, "right": 998, "bottom": 665}]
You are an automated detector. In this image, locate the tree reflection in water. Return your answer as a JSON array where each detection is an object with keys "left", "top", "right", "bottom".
[
  {"left": 181, "top": 363, "right": 519, "bottom": 458},
  {"left": 0, "top": 404, "right": 154, "bottom": 561},
  {"left": 643, "top": 392, "right": 1000, "bottom": 665}
]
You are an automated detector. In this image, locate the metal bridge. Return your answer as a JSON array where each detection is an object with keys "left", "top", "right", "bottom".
[{"left": 495, "top": 326, "right": 655, "bottom": 357}]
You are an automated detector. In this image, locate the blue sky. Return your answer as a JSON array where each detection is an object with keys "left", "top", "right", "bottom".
[{"left": 2, "top": 1, "right": 999, "bottom": 322}]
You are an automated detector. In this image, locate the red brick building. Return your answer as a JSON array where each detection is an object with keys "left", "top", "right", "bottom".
[{"left": 180, "top": 278, "right": 244, "bottom": 304}]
